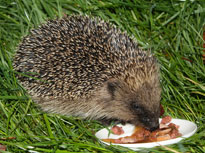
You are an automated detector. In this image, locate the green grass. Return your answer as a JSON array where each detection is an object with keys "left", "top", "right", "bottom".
[{"left": 0, "top": 0, "right": 204, "bottom": 152}]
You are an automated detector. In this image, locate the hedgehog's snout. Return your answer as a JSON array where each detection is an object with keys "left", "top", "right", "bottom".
[
  {"left": 149, "top": 125, "right": 159, "bottom": 132},
  {"left": 145, "top": 120, "right": 159, "bottom": 132},
  {"left": 141, "top": 116, "right": 159, "bottom": 132}
]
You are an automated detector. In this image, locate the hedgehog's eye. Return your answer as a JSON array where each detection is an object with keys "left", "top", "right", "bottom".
[
  {"left": 131, "top": 103, "right": 143, "bottom": 114},
  {"left": 133, "top": 104, "right": 140, "bottom": 110}
]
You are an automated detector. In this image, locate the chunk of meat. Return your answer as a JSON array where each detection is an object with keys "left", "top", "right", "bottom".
[
  {"left": 169, "top": 128, "right": 182, "bottom": 138},
  {"left": 111, "top": 125, "right": 124, "bottom": 135},
  {"left": 168, "top": 123, "right": 180, "bottom": 129},
  {"left": 157, "top": 128, "right": 172, "bottom": 136},
  {"left": 159, "top": 123, "right": 169, "bottom": 129},
  {"left": 156, "top": 134, "right": 171, "bottom": 141},
  {"left": 161, "top": 115, "right": 172, "bottom": 124},
  {"left": 149, "top": 127, "right": 171, "bottom": 140},
  {"left": 149, "top": 133, "right": 172, "bottom": 142}
]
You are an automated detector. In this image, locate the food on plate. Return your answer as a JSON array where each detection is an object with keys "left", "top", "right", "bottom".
[
  {"left": 161, "top": 115, "right": 172, "bottom": 124},
  {"left": 111, "top": 125, "right": 124, "bottom": 135},
  {"left": 102, "top": 116, "right": 182, "bottom": 143}
]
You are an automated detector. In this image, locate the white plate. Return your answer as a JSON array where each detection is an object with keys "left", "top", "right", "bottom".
[{"left": 95, "top": 119, "right": 197, "bottom": 150}]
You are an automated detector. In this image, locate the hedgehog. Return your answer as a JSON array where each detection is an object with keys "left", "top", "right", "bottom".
[{"left": 13, "top": 15, "right": 161, "bottom": 131}]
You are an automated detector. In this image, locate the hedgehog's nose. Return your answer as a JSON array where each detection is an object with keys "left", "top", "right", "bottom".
[
  {"left": 141, "top": 117, "right": 159, "bottom": 131},
  {"left": 148, "top": 121, "right": 159, "bottom": 131},
  {"left": 149, "top": 125, "right": 159, "bottom": 132}
]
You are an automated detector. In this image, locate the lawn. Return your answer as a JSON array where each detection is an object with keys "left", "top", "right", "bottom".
[{"left": 0, "top": 0, "right": 204, "bottom": 152}]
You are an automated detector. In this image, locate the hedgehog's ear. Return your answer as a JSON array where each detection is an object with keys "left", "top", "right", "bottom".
[{"left": 107, "top": 79, "right": 119, "bottom": 98}]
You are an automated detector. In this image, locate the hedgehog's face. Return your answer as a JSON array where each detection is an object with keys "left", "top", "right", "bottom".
[
  {"left": 128, "top": 81, "right": 161, "bottom": 131},
  {"left": 106, "top": 79, "right": 161, "bottom": 131}
]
